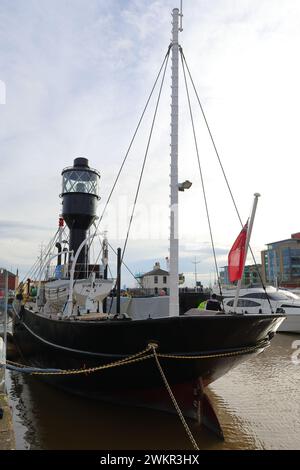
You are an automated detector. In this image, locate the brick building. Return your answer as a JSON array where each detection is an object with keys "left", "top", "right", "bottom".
[{"left": 0, "top": 269, "right": 19, "bottom": 295}]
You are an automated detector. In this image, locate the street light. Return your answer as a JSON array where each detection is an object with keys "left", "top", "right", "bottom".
[
  {"left": 178, "top": 180, "right": 192, "bottom": 191},
  {"left": 191, "top": 257, "right": 201, "bottom": 291},
  {"left": 0, "top": 268, "right": 8, "bottom": 393}
]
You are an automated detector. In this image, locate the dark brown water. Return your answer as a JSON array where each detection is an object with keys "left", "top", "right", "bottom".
[{"left": 7, "top": 333, "right": 300, "bottom": 450}]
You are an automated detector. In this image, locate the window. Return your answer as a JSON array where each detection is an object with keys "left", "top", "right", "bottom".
[
  {"left": 280, "top": 304, "right": 300, "bottom": 309},
  {"left": 163, "top": 276, "right": 167, "bottom": 284},
  {"left": 240, "top": 300, "right": 261, "bottom": 307},
  {"left": 241, "top": 292, "right": 268, "bottom": 300},
  {"left": 268, "top": 292, "right": 291, "bottom": 301},
  {"left": 62, "top": 169, "right": 99, "bottom": 196},
  {"left": 154, "top": 276, "right": 158, "bottom": 284},
  {"left": 226, "top": 299, "right": 261, "bottom": 308}
]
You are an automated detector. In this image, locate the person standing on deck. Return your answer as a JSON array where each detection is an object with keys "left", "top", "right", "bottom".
[{"left": 206, "top": 294, "right": 222, "bottom": 312}]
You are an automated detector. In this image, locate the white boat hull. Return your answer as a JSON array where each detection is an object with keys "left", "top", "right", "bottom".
[
  {"left": 44, "top": 278, "right": 114, "bottom": 311},
  {"left": 220, "top": 286, "right": 300, "bottom": 334},
  {"left": 277, "top": 314, "right": 300, "bottom": 333}
]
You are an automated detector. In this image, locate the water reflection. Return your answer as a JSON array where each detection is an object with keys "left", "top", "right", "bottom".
[
  {"left": 7, "top": 333, "right": 300, "bottom": 450},
  {"left": 209, "top": 332, "right": 300, "bottom": 450}
]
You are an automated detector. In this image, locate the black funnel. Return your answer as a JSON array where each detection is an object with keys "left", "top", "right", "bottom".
[{"left": 61, "top": 158, "right": 100, "bottom": 278}]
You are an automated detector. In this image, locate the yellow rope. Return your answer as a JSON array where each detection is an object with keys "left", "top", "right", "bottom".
[
  {"left": 32, "top": 353, "right": 154, "bottom": 376},
  {"left": 150, "top": 343, "right": 199, "bottom": 451},
  {"left": 31, "top": 345, "right": 154, "bottom": 376},
  {"left": 5, "top": 342, "right": 265, "bottom": 376}
]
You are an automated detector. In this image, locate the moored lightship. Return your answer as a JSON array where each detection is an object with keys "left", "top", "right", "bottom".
[
  {"left": 12, "top": 156, "right": 284, "bottom": 438},
  {"left": 12, "top": 7, "right": 285, "bottom": 440}
]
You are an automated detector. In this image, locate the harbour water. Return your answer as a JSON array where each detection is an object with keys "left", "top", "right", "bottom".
[{"left": 6, "top": 332, "right": 300, "bottom": 450}]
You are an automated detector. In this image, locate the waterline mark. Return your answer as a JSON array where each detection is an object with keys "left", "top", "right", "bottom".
[
  {"left": 291, "top": 340, "right": 300, "bottom": 365},
  {"left": 0, "top": 80, "right": 6, "bottom": 104}
]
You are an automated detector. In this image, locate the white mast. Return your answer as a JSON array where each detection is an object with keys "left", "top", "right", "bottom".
[
  {"left": 233, "top": 193, "right": 261, "bottom": 311},
  {"left": 169, "top": 7, "right": 182, "bottom": 317}
]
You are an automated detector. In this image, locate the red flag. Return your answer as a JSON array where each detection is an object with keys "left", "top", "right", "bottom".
[{"left": 228, "top": 222, "right": 248, "bottom": 282}]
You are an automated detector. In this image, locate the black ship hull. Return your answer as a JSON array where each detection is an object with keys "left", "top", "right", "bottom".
[
  {"left": 13, "top": 309, "right": 283, "bottom": 403},
  {"left": 12, "top": 308, "right": 285, "bottom": 437}
]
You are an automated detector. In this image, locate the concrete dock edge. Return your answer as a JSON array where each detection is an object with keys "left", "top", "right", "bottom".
[{"left": 0, "top": 392, "right": 15, "bottom": 450}]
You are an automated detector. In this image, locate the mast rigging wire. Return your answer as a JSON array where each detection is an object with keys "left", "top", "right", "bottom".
[
  {"left": 90, "top": 50, "right": 170, "bottom": 295},
  {"left": 121, "top": 51, "right": 170, "bottom": 263},
  {"left": 180, "top": 48, "right": 273, "bottom": 312},
  {"left": 180, "top": 50, "right": 224, "bottom": 306},
  {"left": 86, "top": 47, "right": 171, "bottom": 284},
  {"left": 90, "top": 47, "right": 171, "bottom": 251},
  {"left": 20, "top": 228, "right": 60, "bottom": 284},
  {"left": 91, "top": 223, "right": 143, "bottom": 288},
  {"left": 100, "top": 50, "right": 171, "bottom": 298}
]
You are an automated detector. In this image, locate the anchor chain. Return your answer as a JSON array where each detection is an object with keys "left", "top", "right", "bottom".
[
  {"left": 2, "top": 341, "right": 267, "bottom": 449},
  {"left": 3, "top": 341, "right": 266, "bottom": 375},
  {"left": 149, "top": 342, "right": 199, "bottom": 451}
]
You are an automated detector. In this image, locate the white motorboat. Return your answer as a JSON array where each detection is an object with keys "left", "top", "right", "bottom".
[{"left": 220, "top": 286, "right": 300, "bottom": 333}]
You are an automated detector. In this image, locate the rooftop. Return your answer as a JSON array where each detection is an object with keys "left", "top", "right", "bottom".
[{"left": 142, "top": 268, "right": 169, "bottom": 277}]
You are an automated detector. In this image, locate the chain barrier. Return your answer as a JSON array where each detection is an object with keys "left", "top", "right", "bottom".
[
  {"left": 2, "top": 342, "right": 265, "bottom": 375},
  {"left": 156, "top": 342, "right": 267, "bottom": 360},
  {"left": 4, "top": 345, "right": 154, "bottom": 376},
  {"left": 2, "top": 340, "right": 267, "bottom": 449}
]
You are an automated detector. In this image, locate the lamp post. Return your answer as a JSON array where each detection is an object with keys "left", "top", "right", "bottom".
[
  {"left": 0, "top": 269, "right": 8, "bottom": 393},
  {"left": 192, "top": 257, "right": 201, "bottom": 291}
]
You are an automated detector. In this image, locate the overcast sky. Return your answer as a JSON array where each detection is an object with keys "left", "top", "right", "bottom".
[{"left": 1, "top": 0, "right": 300, "bottom": 287}]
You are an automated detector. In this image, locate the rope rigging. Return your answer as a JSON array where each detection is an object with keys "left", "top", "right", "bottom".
[
  {"left": 21, "top": 49, "right": 171, "bottom": 294},
  {"left": 84, "top": 42, "right": 269, "bottom": 312},
  {"left": 90, "top": 46, "right": 172, "bottom": 253},
  {"left": 179, "top": 48, "right": 273, "bottom": 312},
  {"left": 20, "top": 227, "right": 61, "bottom": 284},
  {"left": 180, "top": 48, "right": 224, "bottom": 307},
  {"left": 121, "top": 51, "right": 170, "bottom": 264},
  {"left": 21, "top": 42, "right": 274, "bottom": 314},
  {"left": 87, "top": 48, "right": 171, "bottom": 293},
  {"left": 81, "top": 47, "right": 172, "bottom": 291},
  {"left": 91, "top": 225, "right": 144, "bottom": 288},
  {"left": 103, "top": 50, "right": 170, "bottom": 299}
]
